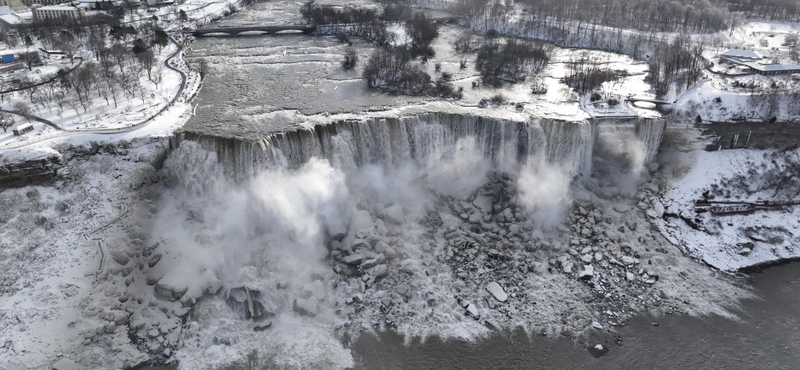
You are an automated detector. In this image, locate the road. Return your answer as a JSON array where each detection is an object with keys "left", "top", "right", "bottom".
[{"left": 1, "top": 35, "right": 190, "bottom": 150}]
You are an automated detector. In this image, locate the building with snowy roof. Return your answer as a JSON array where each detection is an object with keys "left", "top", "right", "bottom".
[
  {"left": 0, "top": 5, "right": 24, "bottom": 28},
  {"left": 720, "top": 49, "right": 763, "bottom": 61},
  {"left": 719, "top": 49, "right": 800, "bottom": 76},
  {"left": 31, "top": 4, "right": 85, "bottom": 22}
]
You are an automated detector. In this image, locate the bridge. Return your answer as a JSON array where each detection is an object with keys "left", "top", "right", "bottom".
[
  {"left": 625, "top": 96, "right": 675, "bottom": 107},
  {"left": 189, "top": 24, "right": 316, "bottom": 37}
]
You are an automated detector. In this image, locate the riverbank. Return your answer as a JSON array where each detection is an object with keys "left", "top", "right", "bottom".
[{"left": 350, "top": 260, "right": 800, "bottom": 370}]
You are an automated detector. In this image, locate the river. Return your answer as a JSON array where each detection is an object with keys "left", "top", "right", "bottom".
[{"left": 351, "top": 262, "right": 800, "bottom": 370}]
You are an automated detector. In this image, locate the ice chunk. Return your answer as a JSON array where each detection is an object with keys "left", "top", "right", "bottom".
[{"left": 486, "top": 282, "right": 508, "bottom": 302}]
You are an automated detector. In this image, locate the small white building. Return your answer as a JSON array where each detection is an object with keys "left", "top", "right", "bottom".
[
  {"left": 31, "top": 4, "right": 86, "bottom": 22},
  {"left": 0, "top": 5, "right": 23, "bottom": 28},
  {"left": 719, "top": 49, "right": 763, "bottom": 64},
  {"left": 12, "top": 123, "right": 33, "bottom": 136},
  {"left": 0, "top": 0, "right": 24, "bottom": 12}
]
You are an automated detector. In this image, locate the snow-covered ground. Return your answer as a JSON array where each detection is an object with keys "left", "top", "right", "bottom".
[
  {"left": 0, "top": 139, "right": 171, "bottom": 370},
  {"left": 0, "top": 0, "right": 223, "bottom": 152},
  {"left": 659, "top": 146, "right": 800, "bottom": 271},
  {"left": 675, "top": 78, "right": 800, "bottom": 122}
]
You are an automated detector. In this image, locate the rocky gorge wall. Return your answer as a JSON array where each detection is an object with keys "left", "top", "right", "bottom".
[{"left": 0, "top": 149, "right": 63, "bottom": 189}]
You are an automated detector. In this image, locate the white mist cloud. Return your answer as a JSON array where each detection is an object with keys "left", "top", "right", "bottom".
[
  {"left": 517, "top": 162, "right": 572, "bottom": 230},
  {"left": 151, "top": 143, "right": 351, "bottom": 299}
]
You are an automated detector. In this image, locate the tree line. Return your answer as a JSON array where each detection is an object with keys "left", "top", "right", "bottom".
[
  {"left": 301, "top": 3, "right": 461, "bottom": 98},
  {"left": 473, "top": 32, "right": 553, "bottom": 86}
]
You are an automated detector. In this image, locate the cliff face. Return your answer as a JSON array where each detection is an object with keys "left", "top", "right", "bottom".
[
  {"left": 173, "top": 112, "right": 665, "bottom": 183},
  {"left": 0, "top": 150, "right": 63, "bottom": 189}
]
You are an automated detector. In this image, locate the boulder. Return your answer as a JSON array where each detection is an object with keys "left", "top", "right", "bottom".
[
  {"left": 155, "top": 282, "right": 188, "bottom": 301},
  {"left": 578, "top": 265, "right": 594, "bottom": 281},
  {"left": 110, "top": 251, "right": 130, "bottom": 266},
  {"left": 397, "top": 283, "right": 411, "bottom": 298},
  {"left": 472, "top": 196, "right": 493, "bottom": 214},
  {"left": 594, "top": 252, "right": 603, "bottom": 262},
  {"left": 613, "top": 204, "right": 630, "bottom": 213},
  {"left": 360, "top": 255, "right": 384, "bottom": 270},
  {"left": 469, "top": 213, "right": 482, "bottom": 223},
  {"left": 293, "top": 297, "right": 320, "bottom": 317},
  {"left": 351, "top": 210, "right": 374, "bottom": 233},
  {"left": 375, "top": 219, "right": 388, "bottom": 235},
  {"left": 604, "top": 229, "right": 621, "bottom": 242},
  {"left": 325, "top": 216, "right": 348, "bottom": 241},
  {"left": 342, "top": 253, "right": 364, "bottom": 265},
  {"left": 383, "top": 204, "right": 404, "bottom": 224},
  {"left": 643, "top": 181, "right": 659, "bottom": 194},
  {"left": 486, "top": 282, "right": 508, "bottom": 302},
  {"left": 146, "top": 329, "right": 159, "bottom": 339},
  {"left": 369, "top": 264, "right": 388, "bottom": 278},
  {"left": 374, "top": 241, "right": 389, "bottom": 254},
  {"left": 253, "top": 321, "right": 272, "bottom": 332},
  {"left": 303, "top": 280, "right": 326, "bottom": 301},
  {"left": 226, "top": 287, "right": 276, "bottom": 321},
  {"left": 466, "top": 303, "right": 479, "bottom": 318},
  {"left": 653, "top": 200, "right": 665, "bottom": 218},
  {"left": 52, "top": 358, "right": 79, "bottom": 370}
]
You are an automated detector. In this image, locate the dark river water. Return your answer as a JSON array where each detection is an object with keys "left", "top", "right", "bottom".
[
  {"left": 349, "top": 262, "right": 800, "bottom": 370},
  {"left": 142, "top": 262, "right": 800, "bottom": 370}
]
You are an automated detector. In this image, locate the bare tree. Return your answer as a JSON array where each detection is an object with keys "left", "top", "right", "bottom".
[
  {"left": 13, "top": 102, "right": 33, "bottom": 122},
  {"left": 342, "top": 47, "right": 358, "bottom": 70},
  {"left": 135, "top": 49, "right": 156, "bottom": 81},
  {"left": 0, "top": 112, "right": 14, "bottom": 132},
  {"left": 55, "top": 31, "right": 78, "bottom": 63},
  {"left": 20, "top": 51, "right": 42, "bottom": 71},
  {"left": 151, "top": 63, "right": 164, "bottom": 90},
  {"left": 110, "top": 43, "right": 130, "bottom": 80}
]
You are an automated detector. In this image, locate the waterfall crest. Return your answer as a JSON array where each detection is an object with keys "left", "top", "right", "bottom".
[{"left": 172, "top": 113, "right": 665, "bottom": 181}]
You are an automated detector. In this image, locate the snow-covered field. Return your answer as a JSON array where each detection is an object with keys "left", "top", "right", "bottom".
[
  {"left": 675, "top": 78, "right": 800, "bottom": 122},
  {"left": 659, "top": 146, "right": 800, "bottom": 271}
]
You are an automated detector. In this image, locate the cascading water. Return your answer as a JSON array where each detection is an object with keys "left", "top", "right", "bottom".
[{"left": 172, "top": 112, "right": 665, "bottom": 181}]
